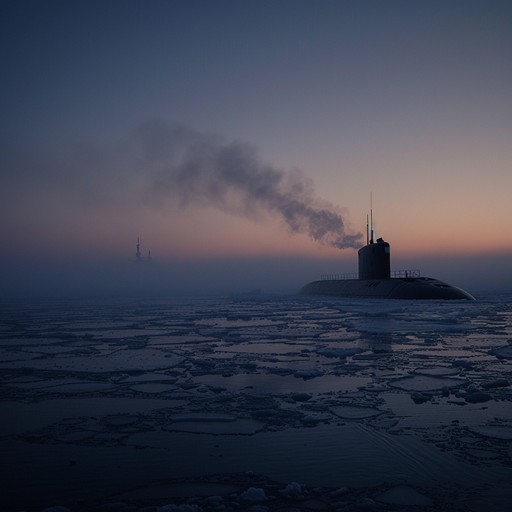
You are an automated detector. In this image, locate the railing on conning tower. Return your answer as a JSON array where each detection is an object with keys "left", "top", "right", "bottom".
[
  {"left": 391, "top": 269, "right": 421, "bottom": 278},
  {"left": 320, "top": 269, "right": 421, "bottom": 281},
  {"left": 320, "top": 272, "right": 359, "bottom": 280}
]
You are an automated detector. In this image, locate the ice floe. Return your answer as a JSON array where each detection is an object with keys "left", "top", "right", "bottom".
[
  {"left": 330, "top": 405, "right": 383, "bottom": 419},
  {"left": 293, "top": 368, "right": 324, "bottom": 380},
  {"left": 390, "top": 375, "right": 465, "bottom": 391},
  {"left": 469, "top": 425, "right": 512, "bottom": 440},
  {"left": 0, "top": 348, "right": 184, "bottom": 372},
  {"left": 239, "top": 487, "right": 268, "bottom": 503},
  {"left": 164, "top": 415, "right": 264, "bottom": 435}
]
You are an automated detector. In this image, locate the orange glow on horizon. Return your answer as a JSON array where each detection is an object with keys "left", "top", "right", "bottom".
[{"left": 6, "top": 196, "right": 510, "bottom": 265}]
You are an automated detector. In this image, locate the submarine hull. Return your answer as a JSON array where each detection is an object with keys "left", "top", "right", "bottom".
[{"left": 300, "top": 277, "right": 475, "bottom": 300}]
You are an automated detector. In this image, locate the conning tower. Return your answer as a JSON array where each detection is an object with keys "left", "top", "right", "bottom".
[
  {"left": 358, "top": 238, "right": 390, "bottom": 279},
  {"left": 358, "top": 200, "right": 390, "bottom": 280}
]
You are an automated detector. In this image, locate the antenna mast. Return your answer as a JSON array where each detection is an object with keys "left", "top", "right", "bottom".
[
  {"left": 370, "top": 192, "right": 374, "bottom": 244},
  {"left": 136, "top": 236, "right": 142, "bottom": 262}
]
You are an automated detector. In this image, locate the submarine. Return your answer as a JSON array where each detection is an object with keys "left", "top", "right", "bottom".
[{"left": 300, "top": 219, "right": 475, "bottom": 300}]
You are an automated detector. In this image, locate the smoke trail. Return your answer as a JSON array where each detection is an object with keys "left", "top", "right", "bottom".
[
  {"left": 0, "top": 121, "right": 362, "bottom": 250},
  {"left": 136, "top": 122, "right": 362, "bottom": 249}
]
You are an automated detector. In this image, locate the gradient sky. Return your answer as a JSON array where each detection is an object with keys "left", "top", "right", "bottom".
[{"left": 1, "top": 0, "right": 511, "bottom": 295}]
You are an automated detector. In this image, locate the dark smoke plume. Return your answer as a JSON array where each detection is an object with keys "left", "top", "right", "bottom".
[
  {"left": 134, "top": 121, "right": 362, "bottom": 249},
  {"left": 0, "top": 121, "right": 362, "bottom": 250}
]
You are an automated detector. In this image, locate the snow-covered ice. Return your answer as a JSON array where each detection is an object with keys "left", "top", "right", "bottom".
[{"left": 1, "top": 293, "right": 512, "bottom": 511}]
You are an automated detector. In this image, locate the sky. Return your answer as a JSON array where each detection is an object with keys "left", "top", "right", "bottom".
[{"left": 1, "top": 0, "right": 511, "bottom": 296}]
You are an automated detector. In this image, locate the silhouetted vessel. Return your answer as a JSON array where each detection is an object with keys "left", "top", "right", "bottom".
[{"left": 300, "top": 218, "right": 475, "bottom": 300}]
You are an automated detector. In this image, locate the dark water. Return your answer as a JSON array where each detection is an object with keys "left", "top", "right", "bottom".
[{"left": 1, "top": 293, "right": 511, "bottom": 511}]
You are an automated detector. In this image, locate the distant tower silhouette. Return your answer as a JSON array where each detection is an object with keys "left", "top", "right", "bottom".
[
  {"left": 136, "top": 237, "right": 142, "bottom": 262},
  {"left": 147, "top": 250, "right": 152, "bottom": 263}
]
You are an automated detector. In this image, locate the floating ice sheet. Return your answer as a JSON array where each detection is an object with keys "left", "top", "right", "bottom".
[
  {"left": 469, "top": 425, "right": 512, "bottom": 440},
  {"left": 382, "top": 392, "right": 512, "bottom": 429},
  {"left": 0, "top": 348, "right": 184, "bottom": 372},
  {"left": 330, "top": 405, "right": 384, "bottom": 419},
  {"left": 390, "top": 375, "right": 465, "bottom": 391},
  {"left": 164, "top": 416, "right": 264, "bottom": 435},
  {"left": 0, "top": 398, "right": 184, "bottom": 436},
  {"left": 194, "top": 372, "right": 372, "bottom": 393},
  {"left": 490, "top": 345, "right": 512, "bottom": 359},
  {"left": 130, "top": 383, "right": 178, "bottom": 393}
]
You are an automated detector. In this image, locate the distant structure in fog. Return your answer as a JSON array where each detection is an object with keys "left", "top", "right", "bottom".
[
  {"left": 135, "top": 237, "right": 152, "bottom": 263},
  {"left": 136, "top": 237, "right": 142, "bottom": 262}
]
